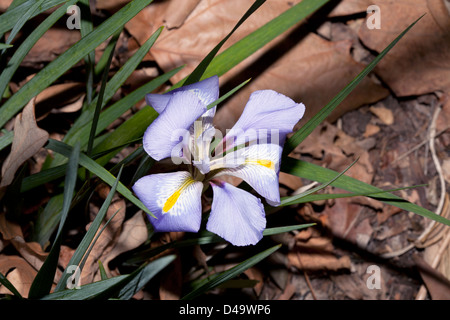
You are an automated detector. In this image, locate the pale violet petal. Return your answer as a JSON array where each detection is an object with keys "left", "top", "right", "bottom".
[
  {"left": 132, "top": 171, "right": 203, "bottom": 232},
  {"left": 145, "top": 76, "right": 219, "bottom": 113},
  {"left": 143, "top": 90, "right": 207, "bottom": 161},
  {"left": 145, "top": 94, "right": 171, "bottom": 114},
  {"left": 210, "top": 143, "right": 282, "bottom": 206},
  {"left": 225, "top": 90, "right": 305, "bottom": 147},
  {"left": 207, "top": 181, "right": 266, "bottom": 246}
]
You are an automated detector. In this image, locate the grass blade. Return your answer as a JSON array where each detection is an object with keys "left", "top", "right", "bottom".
[
  {"left": 0, "top": 0, "right": 67, "bottom": 35},
  {"left": 86, "top": 32, "right": 120, "bottom": 157},
  {"left": 79, "top": 0, "right": 95, "bottom": 104},
  {"left": 280, "top": 157, "right": 359, "bottom": 206},
  {"left": 283, "top": 14, "right": 425, "bottom": 155},
  {"left": 0, "top": 0, "right": 45, "bottom": 56},
  {"left": 280, "top": 185, "right": 427, "bottom": 206},
  {"left": 0, "top": 272, "right": 23, "bottom": 299},
  {"left": 28, "top": 142, "right": 80, "bottom": 299},
  {"left": 0, "top": 129, "right": 13, "bottom": 151},
  {"left": 0, "top": 0, "right": 77, "bottom": 100},
  {"left": 181, "top": 244, "right": 281, "bottom": 300},
  {"left": 0, "top": 0, "right": 155, "bottom": 129},
  {"left": 42, "top": 275, "right": 129, "bottom": 300}
]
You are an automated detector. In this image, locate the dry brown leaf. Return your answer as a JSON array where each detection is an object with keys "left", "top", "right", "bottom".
[
  {"left": 243, "top": 267, "right": 264, "bottom": 296},
  {"left": 50, "top": 94, "right": 85, "bottom": 114},
  {"left": 127, "top": 0, "right": 303, "bottom": 83},
  {"left": 101, "top": 211, "right": 148, "bottom": 275},
  {"left": 0, "top": 255, "right": 37, "bottom": 298},
  {"left": 0, "top": 213, "right": 49, "bottom": 273},
  {"left": 96, "top": 0, "right": 132, "bottom": 10},
  {"left": 369, "top": 104, "right": 394, "bottom": 125},
  {"left": 163, "top": 0, "right": 201, "bottom": 29},
  {"left": 294, "top": 122, "right": 374, "bottom": 185},
  {"left": 81, "top": 193, "right": 126, "bottom": 284},
  {"left": 358, "top": 0, "right": 450, "bottom": 96},
  {"left": 328, "top": 0, "right": 368, "bottom": 17},
  {"left": 278, "top": 172, "right": 303, "bottom": 191},
  {"left": 277, "top": 282, "right": 296, "bottom": 300},
  {"left": 363, "top": 123, "right": 380, "bottom": 137},
  {"left": 159, "top": 255, "right": 182, "bottom": 300},
  {"left": 0, "top": 0, "right": 12, "bottom": 11},
  {"left": 288, "top": 251, "right": 351, "bottom": 272},
  {"left": 34, "top": 82, "right": 85, "bottom": 119},
  {"left": 22, "top": 28, "right": 81, "bottom": 66},
  {"left": 413, "top": 254, "right": 450, "bottom": 300},
  {"left": 1, "top": 98, "right": 49, "bottom": 188}
]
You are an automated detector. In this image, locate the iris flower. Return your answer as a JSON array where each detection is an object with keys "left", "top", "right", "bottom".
[{"left": 132, "top": 76, "right": 305, "bottom": 246}]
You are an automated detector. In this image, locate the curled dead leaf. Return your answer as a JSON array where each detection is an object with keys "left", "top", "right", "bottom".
[
  {"left": 0, "top": 98, "right": 49, "bottom": 188},
  {"left": 358, "top": 0, "right": 450, "bottom": 96}
]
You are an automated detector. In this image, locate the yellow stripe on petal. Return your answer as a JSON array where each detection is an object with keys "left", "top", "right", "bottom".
[
  {"left": 257, "top": 159, "right": 274, "bottom": 170},
  {"left": 162, "top": 178, "right": 195, "bottom": 213},
  {"left": 245, "top": 159, "right": 275, "bottom": 170}
]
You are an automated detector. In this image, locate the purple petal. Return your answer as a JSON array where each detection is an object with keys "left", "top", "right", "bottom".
[
  {"left": 143, "top": 90, "right": 207, "bottom": 161},
  {"left": 132, "top": 171, "right": 203, "bottom": 232},
  {"left": 145, "top": 76, "right": 219, "bottom": 113},
  {"left": 210, "top": 143, "right": 282, "bottom": 206},
  {"left": 225, "top": 90, "right": 305, "bottom": 147},
  {"left": 207, "top": 181, "right": 266, "bottom": 246}
]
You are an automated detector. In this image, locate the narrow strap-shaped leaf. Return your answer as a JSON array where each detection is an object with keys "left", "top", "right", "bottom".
[
  {"left": 79, "top": 0, "right": 95, "bottom": 104},
  {"left": 281, "top": 157, "right": 450, "bottom": 226},
  {"left": 28, "top": 142, "right": 80, "bottom": 299},
  {"left": 45, "top": 139, "right": 155, "bottom": 218},
  {"left": 0, "top": 129, "right": 13, "bottom": 151},
  {"left": 98, "top": 261, "right": 109, "bottom": 280},
  {"left": 0, "top": 272, "right": 23, "bottom": 299},
  {"left": 54, "top": 166, "right": 123, "bottom": 292},
  {"left": 41, "top": 275, "right": 129, "bottom": 300},
  {"left": 86, "top": 32, "right": 120, "bottom": 157},
  {"left": 280, "top": 185, "right": 427, "bottom": 206},
  {"left": 0, "top": 0, "right": 45, "bottom": 57},
  {"left": 0, "top": 0, "right": 155, "bottom": 129},
  {"left": 0, "top": 43, "right": 12, "bottom": 50},
  {"left": 0, "top": 0, "right": 67, "bottom": 35},
  {"left": 280, "top": 157, "right": 359, "bottom": 206},
  {"left": 283, "top": 14, "right": 425, "bottom": 156},
  {"left": 0, "top": 0, "right": 78, "bottom": 100},
  {"left": 181, "top": 244, "right": 281, "bottom": 300}
]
